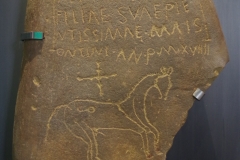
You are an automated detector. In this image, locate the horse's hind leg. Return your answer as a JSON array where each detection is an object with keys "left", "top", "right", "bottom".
[
  {"left": 138, "top": 130, "right": 154, "bottom": 159},
  {"left": 140, "top": 99, "right": 162, "bottom": 155},
  {"left": 142, "top": 114, "right": 162, "bottom": 155},
  {"left": 131, "top": 99, "right": 161, "bottom": 155}
]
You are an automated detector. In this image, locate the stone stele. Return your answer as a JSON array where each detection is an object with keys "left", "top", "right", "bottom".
[{"left": 13, "top": 0, "right": 229, "bottom": 160}]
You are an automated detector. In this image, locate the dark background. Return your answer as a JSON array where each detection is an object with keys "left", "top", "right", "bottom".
[{"left": 0, "top": 0, "right": 239, "bottom": 160}]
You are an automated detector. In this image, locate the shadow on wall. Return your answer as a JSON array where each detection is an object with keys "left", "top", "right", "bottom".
[
  {"left": 3, "top": 0, "right": 27, "bottom": 160},
  {"left": 167, "top": 100, "right": 217, "bottom": 160}
]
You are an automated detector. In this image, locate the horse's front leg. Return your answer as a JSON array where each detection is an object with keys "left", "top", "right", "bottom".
[
  {"left": 72, "top": 120, "right": 95, "bottom": 160},
  {"left": 82, "top": 122, "right": 101, "bottom": 160},
  {"left": 63, "top": 107, "right": 94, "bottom": 160}
]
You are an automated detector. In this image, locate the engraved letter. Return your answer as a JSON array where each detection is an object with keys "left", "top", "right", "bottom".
[
  {"left": 65, "top": 50, "right": 75, "bottom": 58},
  {"left": 181, "top": 45, "right": 189, "bottom": 54},
  {"left": 116, "top": 49, "right": 126, "bottom": 61},
  {"left": 165, "top": 3, "right": 175, "bottom": 20},
  {"left": 72, "top": 10, "right": 79, "bottom": 24},
  {"left": 124, "top": 27, "right": 134, "bottom": 39},
  {"left": 189, "top": 45, "right": 198, "bottom": 55},
  {"left": 129, "top": 6, "right": 141, "bottom": 20},
  {"left": 57, "top": 49, "right": 64, "bottom": 56},
  {"left": 57, "top": 31, "right": 66, "bottom": 40},
  {"left": 135, "top": 26, "right": 143, "bottom": 42},
  {"left": 57, "top": 11, "right": 68, "bottom": 25},
  {"left": 83, "top": 28, "right": 90, "bottom": 42},
  {"left": 68, "top": 29, "right": 76, "bottom": 40},
  {"left": 171, "top": 22, "right": 182, "bottom": 35},
  {"left": 105, "top": 28, "right": 114, "bottom": 40},
  {"left": 146, "top": 48, "right": 155, "bottom": 65},
  {"left": 161, "top": 25, "right": 171, "bottom": 36},
  {"left": 114, "top": 28, "right": 123, "bottom": 40},
  {"left": 154, "top": 4, "right": 163, "bottom": 19},
  {"left": 182, "top": 0, "right": 189, "bottom": 13},
  {"left": 93, "top": 29, "right": 100, "bottom": 42},
  {"left": 101, "top": 8, "right": 111, "bottom": 23},
  {"left": 140, "top": 7, "right": 152, "bottom": 20},
  {"left": 89, "top": 10, "right": 100, "bottom": 24},
  {"left": 128, "top": 49, "right": 142, "bottom": 64},
  {"left": 150, "top": 25, "right": 161, "bottom": 37},
  {"left": 193, "top": 18, "right": 202, "bottom": 33},
  {"left": 118, "top": 7, "right": 128, "bottom": 24}
]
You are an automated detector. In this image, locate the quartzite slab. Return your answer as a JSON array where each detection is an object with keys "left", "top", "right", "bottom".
[{"left": 13, "top": 0, "right": 229, "bottom": 160}]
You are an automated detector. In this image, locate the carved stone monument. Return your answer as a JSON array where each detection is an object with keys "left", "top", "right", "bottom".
[{"left": 13, "top": 0, "right": 229, "bottom": 159}]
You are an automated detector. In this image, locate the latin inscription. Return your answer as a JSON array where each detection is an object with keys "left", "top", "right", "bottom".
[
  {"left": 42, "top": 1, "right": 218, "bottom": 159},
  {"left": 47, "top": 0, "right": 212, "bottom": 65},
  {"left": 54, "top": 20, "right": 204, "bottom": 43},
  {"left": 49, "top": 43, "right": 210, "bottom": 65}
]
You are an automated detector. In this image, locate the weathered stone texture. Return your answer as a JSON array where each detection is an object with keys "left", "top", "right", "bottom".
[{"left": 13, "top": 0, "right": 229, "bottom": 160}]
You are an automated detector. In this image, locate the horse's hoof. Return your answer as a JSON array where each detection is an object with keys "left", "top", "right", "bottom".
[
  {"left": 155, "top": 150, "right": 163, "bottom": 156},
  {"left": 154, "top": 147, "right": 163, "bottom": 156},
  {"left": 145, "top": 151, "right": 154, "bottom": 159}
]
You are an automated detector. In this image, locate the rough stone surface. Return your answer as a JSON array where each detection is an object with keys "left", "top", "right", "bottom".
[{"left": 13, "top": 0, "right": 229, "bottom": 160}]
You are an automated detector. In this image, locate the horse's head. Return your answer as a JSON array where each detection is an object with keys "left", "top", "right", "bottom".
[
  {"left": 159, "top": 67, "right": 173, "bottom": 77},
  {"left": 154, "top": 67, "right": 173, "bottom": 100}
]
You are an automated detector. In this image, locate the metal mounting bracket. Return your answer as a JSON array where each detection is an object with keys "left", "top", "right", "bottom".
[
  {"left": 21, "top": 32, "right": 44, "bottom": 41},
  {"left": 193, "top": 88, "right": 205, "bottom": 100}
]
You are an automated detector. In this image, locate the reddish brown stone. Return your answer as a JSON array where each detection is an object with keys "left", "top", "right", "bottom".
[{"left": 13, "top": 0, "right": 229, "bottom": 160}]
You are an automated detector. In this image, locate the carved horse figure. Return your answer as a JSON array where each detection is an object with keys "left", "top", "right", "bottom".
[{"left": 45, "top": 67, "right": 173, "bottom": 160}]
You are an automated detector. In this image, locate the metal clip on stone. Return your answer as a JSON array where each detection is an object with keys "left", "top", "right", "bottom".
[
  {"left": 21, "top": 32, "right": 44, "bottom": 41},
  {"left": 193, "top": 88, "right": 205, "bottom": 100}
]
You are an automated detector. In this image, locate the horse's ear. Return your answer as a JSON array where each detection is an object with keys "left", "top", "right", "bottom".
[{"left": 167, "top": 67, "right": 173, "bottom": 75}]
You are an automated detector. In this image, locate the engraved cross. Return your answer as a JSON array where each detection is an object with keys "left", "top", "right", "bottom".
[{"left": 77, "top": 62, "right": 117, "bottom": 96}]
